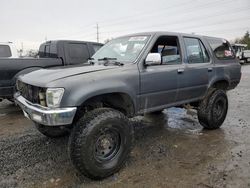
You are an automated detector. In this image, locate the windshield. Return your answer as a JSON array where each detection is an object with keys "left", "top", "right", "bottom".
[{"left": 92, "top": 35, "right": 150, "bottom": 63}]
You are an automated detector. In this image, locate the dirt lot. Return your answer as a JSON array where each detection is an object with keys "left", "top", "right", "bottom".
[{"left": 0, "top": 65, "right": 250, "bottom": 188}]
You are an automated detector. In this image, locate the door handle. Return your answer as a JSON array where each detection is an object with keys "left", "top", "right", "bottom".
[
  {"left": 208, "top": 67, "right": 213, "bottom": 72},
  {"left": 177, "top": 68, "right": 184, "bottom": 74}
]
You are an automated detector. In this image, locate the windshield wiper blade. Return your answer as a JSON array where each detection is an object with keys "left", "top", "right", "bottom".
[
  {"left": 97, "top": 57, "right": 123, "bottom": 66},
  {"left": 98, "top": 57, "right": 117, "bottom": 61},
  {"left": 104, "top": 61, "right": 124, "bottom": 66}
]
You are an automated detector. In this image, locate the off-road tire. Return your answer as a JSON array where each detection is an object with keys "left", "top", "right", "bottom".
[
  {"left": 35, "top": 123, "right": 70, "bottom": 138},
  {"left": 68, "top": 108, "right": 134, "bottom": 180},
  {"left": 198, "top": 89, "right": 228, "bottom": 129}
]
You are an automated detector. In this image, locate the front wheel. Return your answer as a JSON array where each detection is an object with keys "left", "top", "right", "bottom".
[
  {"left": 68, "top": 108, "right": 134, "bottom": 180},
  {"left": 198, "top": 89, "right": 228, "bottom": 129}
]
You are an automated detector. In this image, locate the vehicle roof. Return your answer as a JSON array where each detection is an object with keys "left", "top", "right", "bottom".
[
  {"left": 118, "top": 31, "right": 227, "bottom": 41},
  {"left": 42, "top": 40, "right": 103, "bottom": 45}
]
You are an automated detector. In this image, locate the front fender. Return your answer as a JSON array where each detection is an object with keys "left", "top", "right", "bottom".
[{"left": 61, "top": 80, "right": 138, "bottom": 109}]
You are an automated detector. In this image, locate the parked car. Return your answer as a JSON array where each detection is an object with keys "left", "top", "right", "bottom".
[
  {"left": 231, "top": 43, "right": 247, "bottom": 64},
  {"left": 0, "top": 40, "right": 103, "bottom": 102},
  {"left": 0, "top": 42, "right": 18, "bottom": 58},
  {"left": 15, "top": 32, "right": 241, "bottom": 180}
]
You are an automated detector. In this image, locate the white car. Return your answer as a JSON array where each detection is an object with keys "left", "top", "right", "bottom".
[{"left": 0, "top": 42, "right": 18, "bottom": 58}]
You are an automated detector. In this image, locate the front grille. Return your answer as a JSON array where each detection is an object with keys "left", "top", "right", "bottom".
[{"left": 17, "top": 80, "right": 45, "bottom": 104}]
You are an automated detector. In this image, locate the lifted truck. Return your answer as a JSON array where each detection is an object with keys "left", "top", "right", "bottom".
[
  {"left": 15, "top": 32, "right": 241, "bottom": 180},
  {"left": 0, "top": 40, "right": 103, "bottom": 101}
]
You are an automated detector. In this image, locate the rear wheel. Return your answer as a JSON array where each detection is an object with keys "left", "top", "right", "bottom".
[
  {"left": 198, "top": 89, "right": 228, "bottom": 129},
  {"left": 35, "top": 123, "right": 70, "bottom": 138},
  {"left": 68, "top": 108, "right": 133, "bottom": 180}
]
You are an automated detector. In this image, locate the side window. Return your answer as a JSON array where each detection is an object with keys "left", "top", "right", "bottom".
[
  {"left": 207, "top": 38, "right": 234, "bottom": 59},
  {"left": 184, "top": 37, "right": 210, "bottom": 64},
  {"left": 0, "top": 45, "right": 12, "bottom": 57},
  {"left": 208, "top": 38, "right": 235, "bottom": 59},
  {"left": 68, "top": 43, "right": 89, "bottom": 60},
  {"left": 150, "top": 36, "right": 181, "bottom": 64}
]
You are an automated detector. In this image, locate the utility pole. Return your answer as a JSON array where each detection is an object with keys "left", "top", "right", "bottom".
[
  {"left": 96, "top": 23, "right": 99, "bottom": 43},
  {"left": 20, "top": 42, "right": 24, "bottom": 57}
]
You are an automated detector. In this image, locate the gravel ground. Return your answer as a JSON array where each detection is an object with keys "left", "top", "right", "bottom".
[{"left": 0, "top": 65, "right": 250, "bottom": 188}]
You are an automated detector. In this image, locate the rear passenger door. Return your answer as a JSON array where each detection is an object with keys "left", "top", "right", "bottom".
[{"left": 177, "top": 37, "right": 212, "bottom": 101}]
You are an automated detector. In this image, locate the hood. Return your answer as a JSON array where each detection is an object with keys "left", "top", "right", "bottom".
[{"left": 19, "top": 64, "right": 118, "bottom": 87}]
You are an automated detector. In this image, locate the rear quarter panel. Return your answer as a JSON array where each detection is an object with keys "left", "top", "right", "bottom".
[{"left": 209, "top": 59, "right": 241, "bottom": 90}]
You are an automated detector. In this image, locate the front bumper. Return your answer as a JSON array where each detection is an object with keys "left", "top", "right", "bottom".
[{"left": 14, "top": 93, "right": 77, "bottom": 126}]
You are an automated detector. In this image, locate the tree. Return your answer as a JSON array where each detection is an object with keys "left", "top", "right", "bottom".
[
  {"left": 104, "top": 38, "right": 113, "bottom": 44},
  {"left": 234, "top": 31, "right": 250, "bottom": 49}
]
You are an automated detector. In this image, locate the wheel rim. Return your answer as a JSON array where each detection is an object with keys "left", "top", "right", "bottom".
[
  {"left": 94, "top": 128, "right": 121, "bottom": 162},
  {"left": 213, "top": 97, "right": 226, "bottom": 120}
]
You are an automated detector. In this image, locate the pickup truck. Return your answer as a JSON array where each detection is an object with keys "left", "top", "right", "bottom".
[
  {"left": 15, "top": 32, "right": 241, "bottom": 180},
  {"left": 243, "top": 50, "right": 250, "bottom": 63},
  {"left": 231, "top": 43, "right": 250, "bottom": 64},
  {"left": 0, "top": 40, "right": 103, "bottom": 101}
]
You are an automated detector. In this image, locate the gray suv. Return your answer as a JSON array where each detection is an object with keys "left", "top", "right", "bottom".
[{"left": 15, "top": 32, "right": 241, "bottom": 180}]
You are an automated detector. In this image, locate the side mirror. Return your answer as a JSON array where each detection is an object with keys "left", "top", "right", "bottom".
[{"left": 145, "top": 53, "right": 161, "bottom": 66}]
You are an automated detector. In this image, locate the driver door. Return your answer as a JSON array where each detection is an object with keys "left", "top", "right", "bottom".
[{"left": 138, "top": 35, "right": 184, "bottom": 112}]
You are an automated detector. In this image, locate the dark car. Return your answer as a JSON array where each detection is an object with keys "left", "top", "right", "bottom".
[
  {"left": 15, "top": 32, "right": 241, "bottom": 180},
  {"left": 0, "top": 40, "right": 103, "bottom": 101}
]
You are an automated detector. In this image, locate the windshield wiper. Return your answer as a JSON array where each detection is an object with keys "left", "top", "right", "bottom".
[
  {"left": 98, "top": 57, "right": 117, "bottom": 61},
  {"left": 98, "top": 57, "right": 124, "bottom": 66},
  {"left": 87, "top": 57, "right": 95, "bottom": 65},
  {"left": 104, "top": 61, "right": 124, "bottom": 66}
]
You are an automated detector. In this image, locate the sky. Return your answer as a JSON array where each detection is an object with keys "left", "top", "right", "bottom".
[{"left": 0, "top": 0, "right": 250, "bottom": 51}]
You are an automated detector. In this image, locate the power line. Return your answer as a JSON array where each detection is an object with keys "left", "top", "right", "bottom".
[
  {"left": 98, "top": 0, "right": 195, "bottom": 27},
  {"left": 100, "top": 0, "right": 237, "bottom": 28},
  {"left": 99, "top": 6, "right": 250, "bottom": 36},
  {"left": 50, "top": 0, "right": 228, "bottom": 40},
  {"left": 46, "top": 0, "right": 249, "bottom": 41}
]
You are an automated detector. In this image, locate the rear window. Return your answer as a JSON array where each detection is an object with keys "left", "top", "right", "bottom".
[
  {"left": 207, "top": 38, "right": 235, "bottom": 60},
  {"left": 0, "top": 45, "right": 12, "bottom": 57},
  {"left": 68, "top": 43, "right": 89, "bottom": 59}
]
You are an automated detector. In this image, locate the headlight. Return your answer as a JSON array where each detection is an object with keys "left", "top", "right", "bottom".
[{"left": 46, "top": 88, "right": 64, "bottom": 108}]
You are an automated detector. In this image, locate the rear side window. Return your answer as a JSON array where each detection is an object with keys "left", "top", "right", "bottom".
[
  {"left": 0, "top": 45, "right": 12, "bottom": 57},
  {"left": 184, "top": 37, "right": 210, "bottom": 63},
  {"left": 68, "top": 43, "right": 89, "bottom": 59},
  {"left": 207, "top": 38, "right": 235, "bottom": 60}
]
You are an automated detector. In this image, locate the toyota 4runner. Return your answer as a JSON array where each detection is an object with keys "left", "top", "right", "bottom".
[{"left": 15, "top": 32, "right": 241, "bottom": 180}]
